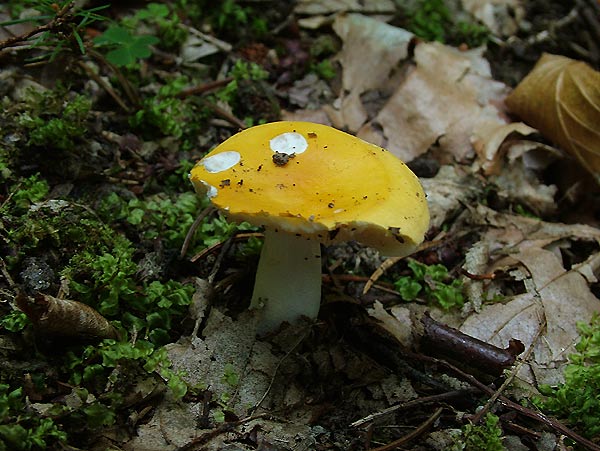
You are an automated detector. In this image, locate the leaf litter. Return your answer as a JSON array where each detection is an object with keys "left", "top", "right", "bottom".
[
  {"left": 134, "top": 7, "right": 600, "bottom": 450},
  {"left": 3, "top": 1, "right": 600, "bottom": 450}
]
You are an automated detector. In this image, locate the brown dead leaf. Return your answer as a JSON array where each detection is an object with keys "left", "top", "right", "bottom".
[
  {"left": 505, "top": 53, "right": 600, "bottom": 182},
  {"left": 358, "top": 42, "right": 509, "bottom": 162},
  {"left": 461, "top": 0, "right": 525, "bottom": 36},
  {"left": 326, "top": 13, "right": 413, "bottom": 132},
  {"left": 472, "top": 121, "right": 537, "bottom": 175},
  {"left": 461, "top": 247, "right": 600, "bottom": 386},
  {"left": 459, "top": 206, "right": 600, "bottom": 385},
  {"left": 16, "top": 292, "right": 119, "bottom": 340}
]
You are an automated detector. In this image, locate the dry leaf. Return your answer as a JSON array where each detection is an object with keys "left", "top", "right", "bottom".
[
  {"left": 16, "top": 292, "right": 119, "bottom": 340},
  {"left": 459, "top": 206, "right": 600, "bottom": 385},
  {"left": 421, "top": 165, "right": 482, "bottom": 229},
  {"left": 327, "top": 13, "right": 413, "bottom": 131},
  {"left": 505, "top": 53, "right": 600, "bottom": 181},
  {"left": 472, "top": 121, "right": 537, "bottom": 175},
  {"left": 358, "top": 42, "right": 509, "bottom": 162},
  {"left": 461, "top": 247, "right": 600, "bottom": 386},
  {"left": 461, "top": 0, "right": 525, "bottom": 36}
]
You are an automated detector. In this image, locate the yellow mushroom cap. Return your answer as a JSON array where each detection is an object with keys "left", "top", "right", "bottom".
[{"left": 190, "top": 121, "right": 429, "bottom": 256}]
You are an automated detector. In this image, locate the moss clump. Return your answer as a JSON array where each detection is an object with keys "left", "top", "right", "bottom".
[
  {"left": 452, "top": 413, "right": 504, "bottom": 451},
  {"left": 537, "top": 314, "right": 600, "bottom": 438}
]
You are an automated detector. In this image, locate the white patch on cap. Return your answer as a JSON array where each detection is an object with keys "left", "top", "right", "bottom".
[
  {"left": 201, "top": 151, "right": 241, "bottom": 173},
  {"left": 200, "top": 181, "right": 218, "bottom": 198},
  {"left": 270, "top": 132, "right": 308, "bottom": 155}
]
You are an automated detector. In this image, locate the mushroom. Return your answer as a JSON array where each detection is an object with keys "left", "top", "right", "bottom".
[{"left": 190, "top": 121, "right": 429, "bottom": 332}]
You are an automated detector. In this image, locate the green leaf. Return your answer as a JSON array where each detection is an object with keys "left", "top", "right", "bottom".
[
  {"left": 137, "top": 3, "right": 170, "bottom": 19},
  {"left": 83, "top": 402, "right": 115, "bottom": 428},
  {"left": 94, "top": 26, "right": 132, "bottom": 45},
  {"left": 94, "top": 26, "right": 159, "bottom": 66},
  {"left": 394, "top": 276, "right": 422, "bottom": 301}
]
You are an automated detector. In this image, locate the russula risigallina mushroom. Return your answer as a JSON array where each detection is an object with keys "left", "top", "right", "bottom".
[{"left": 190, "top": 121, "right": 429, "bottom": 332}]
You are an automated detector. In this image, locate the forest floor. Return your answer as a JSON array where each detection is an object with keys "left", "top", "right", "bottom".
[{"left": 1, "top": 1, "right": 600, "bottom": 450}]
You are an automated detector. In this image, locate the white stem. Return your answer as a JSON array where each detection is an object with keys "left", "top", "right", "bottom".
[{"left": 250, "top": 229, "right": 322, "bottom": 333}]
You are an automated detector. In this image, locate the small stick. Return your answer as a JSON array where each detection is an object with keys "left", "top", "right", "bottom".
[
  {"left": 367, "top": 407, "right": 443, "bottom": 451},
  {"left": 180, "top": 205, "right": 216, "bottom": 259},
  {"left": 470, "top": 316, "right": 545, "bottom": 424},
  {"left": 175, "top": 77, "right": 234, "bottom": 99},
  {"left": 0, "top": 3, "right": 74, "bottom": 52},
  {"left": 350, "top": 389, "right": 477, "bottom": 428},
  {"left": 420, "top": 312, "right": 524, "bottom": 376},
  {"left": 410, "top": 352, "right": 600, "bottom": 451}
]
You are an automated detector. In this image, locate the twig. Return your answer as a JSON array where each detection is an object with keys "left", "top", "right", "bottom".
[
  {"left": 77, "top": 60, "right": 131, "bottom": 112},
  {"left": 87, "top": 48, "right": 140, "bottom": 106},
  {"left": 250, "top": 329, "right": 310, "bottom": 414},
  {"left": 0, "top": 257, "right": 16, "bottom": 289},
  {"left": 175, "top": 77, "right": 234, "bottom": 99},
  {"left": 180, "top": 205, "right": 216, "bottom": 259},
  {"left": 205, "top": 101, "right": 247, "bottom": 130},
  {"left": 350, "top": 389, "right": 477, "bottom": 428},
  {"left": 363, "top": 240, "right": 442, "bottom": 295},
  {"left": 410, "top": 352, "right": 600, "bottom": 451},
  {"left": 421, "top": 313, "right": 524, "bottom": 377},
  {"left": 189, "top": 232, "right": 263, "bottom": 263},
  {"left": 0, "top": 3, "right": 74, "bottom": 52},
  {"left": 470, "top": 316, "right": 545, "bottom": 424},
  {"left": 177, "top": 413, "right": 268, "bottom": 451},
  {"left": 367, "top": 407, "right": 443, "bottom": 451},
  {"left": 363, "top": 256, "right": 402, "bottom": 295}
]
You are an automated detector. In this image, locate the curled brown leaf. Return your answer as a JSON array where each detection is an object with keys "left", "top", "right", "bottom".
[
  {"left": 505, "top": 53, "right": 600, "bottom": 181},
  {"left": 16, "top": 291, "right": 120, "bottom": 340}
]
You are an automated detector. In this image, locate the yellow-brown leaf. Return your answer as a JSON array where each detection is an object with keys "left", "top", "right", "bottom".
[{"left": 505, "top": 53, "right": 600, "bottom": 181}]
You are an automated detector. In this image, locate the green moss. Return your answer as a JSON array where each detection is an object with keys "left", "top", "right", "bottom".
[
  {"left": 98, "top": 190, "right": 257, "bottom": 253},
  {"left": 452, "top": 413, "right": 504, "bottom": 451},
  {"left": 537, "top": 314, "right": 600, "bottom": 438},
  {"left": 405, "top": 0, "right": 489, "bottom": 47},
  {"left": 131, "top": 96, "right": 191, "bottom": 138},
  {"left": 394, "top": 259, "right": 464, "bottom": 310},
  {"left": 0, "top": 384, "right": 67, "bottom": 450},
  {"left": 15, "top": 90, "right": 91, "bottom": 151}
]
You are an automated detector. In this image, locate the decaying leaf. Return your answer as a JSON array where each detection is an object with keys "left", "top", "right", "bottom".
[
  {"left": 459, "top": 206, "right": 600, "bottom": 385},
  {"left": 461, "top": 0, "right": 525, "bottom": 36},
  {"left": 421, "top": 165, "right": 482, "bottom": 229},
  {"left": 357, "top": 42, "right": 509, "bottom": 162},
  {"left": 325, "top": 13, "right": 413, "bottom": 132},
  {"left": 294, "top": 0, "right": 395, "bottom": 15},
  {"left": 16, "top": 291, "right": 119, "bottom": 340},
  {"left": 472, "top": 121, "right": 537, "bottom": 175},
  {"left": 505, "top": 53, "right": 600, "bottom": 182}
]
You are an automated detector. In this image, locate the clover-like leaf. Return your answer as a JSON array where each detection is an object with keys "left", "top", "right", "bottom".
[
  {"left": 505, "top": 53, "right": 600, "bottom": 182},
  {"left": 94, "top": 25, "right": 159, "bottom": 66}
]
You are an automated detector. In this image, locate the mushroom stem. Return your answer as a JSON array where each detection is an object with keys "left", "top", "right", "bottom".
[{"left": 250, "top": 229, "right": 322, "bottom": 333}]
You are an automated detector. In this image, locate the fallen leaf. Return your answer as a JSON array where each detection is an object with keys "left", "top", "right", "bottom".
[
  {"left": 295, "top": 0, "right": 395, "bottom": 15},
  {"left": 327, "top": 13, "right": 413, "bottom": 131},
  {"left": 16, "top": 292, "right": 119, "bottom": 340},
  {"left": 459, "top": 206, "right": 600, "bottom": 385},
  {"left": 505, "top": 53, "right": 600, "bottom": 182},
  {"left": 461, "top": 247, "right": 600, "bottom": 386},
  {"left": 461, "top": 0, "right": 525, "bottom": 36},
  {"left": 367, "top": 301, "right": 413, "bottom": 348},
  {"left": 420, "top": 165, "right": 482, "bottom": 229},
  {"left": 472, "top": 121, "right": 537, "bottom": 175},
  {"left": 358, "top": 42, "right": 509, "bottom": 162}
]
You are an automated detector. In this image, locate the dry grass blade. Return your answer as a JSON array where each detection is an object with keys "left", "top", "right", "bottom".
[{"left": 505, "top": 53, "right": 600, "bottom": 182}]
